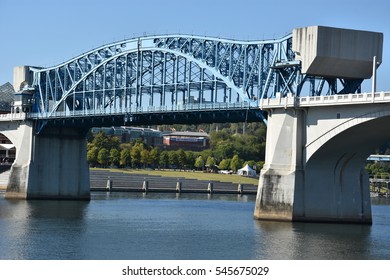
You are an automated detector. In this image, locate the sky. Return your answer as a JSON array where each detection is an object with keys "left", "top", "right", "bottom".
[{"left": 1, "top": 0, "right": 389, "bottom": 92}]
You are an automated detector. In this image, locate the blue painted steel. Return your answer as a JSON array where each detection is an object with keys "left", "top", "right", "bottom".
[{"left": 28, "top": 33, "right": 365, "bottom": 123}]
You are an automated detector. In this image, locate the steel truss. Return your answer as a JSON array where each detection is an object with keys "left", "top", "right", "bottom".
[{"left": 30, "top": 34, "right": 364, "bottom": 119}]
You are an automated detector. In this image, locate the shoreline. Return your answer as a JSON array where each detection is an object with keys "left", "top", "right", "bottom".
[{"left": 0, "top": 168, "right": 259, "bottom": 194}]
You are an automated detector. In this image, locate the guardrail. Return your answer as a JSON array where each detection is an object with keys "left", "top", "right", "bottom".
[
  {"left": 0, "top": 113, "right": 27, "bottom": 121},
  {"left": 28, "top": 102, "right": 254, "bottom": 120},
  {"left": 260, "top": 92, "right": 390, "bottom": 109}
]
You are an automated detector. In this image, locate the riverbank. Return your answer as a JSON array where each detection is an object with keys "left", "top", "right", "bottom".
[
  {"left": 0, "top": 168, "right": 259, "bottom": 194},
  {"left": 90, "top": 168, "right": 258, "bottom": 194}
]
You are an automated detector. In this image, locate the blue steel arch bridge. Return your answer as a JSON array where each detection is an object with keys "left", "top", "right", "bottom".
[{"left": 25, "top": 32, "right": 366, "bottom": 132}]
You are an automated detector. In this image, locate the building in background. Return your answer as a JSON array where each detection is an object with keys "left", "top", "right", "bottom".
[
  {"left": 163, "top": 131, "right": 209, "bottom": 151},
  {"left": 91, "top": 126, "right": 163, "bottom": 147},
  {"left": 0, "top": 82, "right": 14, "bottom": 114}
]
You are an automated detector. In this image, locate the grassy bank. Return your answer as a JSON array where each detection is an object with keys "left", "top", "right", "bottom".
[{"left": 91, "top": 168, "right": 259, "bottom": 185}]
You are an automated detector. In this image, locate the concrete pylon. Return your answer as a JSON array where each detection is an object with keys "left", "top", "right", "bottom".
[
  {"left": 254, "top": 106, "right": 372, "bottom": 224},
  {"left": 4, "top": 123, "right": 90, "bottom": 200},
  {"left": 254, "top": 108, "right": 304, "bottom": 222}
]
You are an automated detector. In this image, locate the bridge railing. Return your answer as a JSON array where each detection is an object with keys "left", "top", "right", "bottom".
[
  {"left": 260, "top": 92, "right": 390, "bottom": 108},
  {"left": 28, "top": 101, "right": 252, "bottom": 120},
  {"left": 0, "top": 112, "right": 27, "bottom": 121}
]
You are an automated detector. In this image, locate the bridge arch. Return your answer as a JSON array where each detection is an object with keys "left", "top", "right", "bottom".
[
  {"left": 50, "top": 46, "right": 246, "bottom": 115},
  {"left": 30, "top": 34, "right": 297, "bottom": 118},
  {"left": 305, "top": 107, "right": 390, "bottom": 162},
  {"left": 300, "top": 113, "right": 390, "bottom": 223}
]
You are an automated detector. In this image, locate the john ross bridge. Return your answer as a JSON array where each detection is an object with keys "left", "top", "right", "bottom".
[{"left": 0, "top": 25, "right": 386, "bottom": 224}]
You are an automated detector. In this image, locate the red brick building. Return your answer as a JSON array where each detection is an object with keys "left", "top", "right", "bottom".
[{"left": 163, "top": 131, "right": 209, "bottom": 151}]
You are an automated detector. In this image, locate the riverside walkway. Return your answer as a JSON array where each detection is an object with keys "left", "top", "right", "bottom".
[{"left": 90, "top": 169, "right": 258, "bottom": 195}]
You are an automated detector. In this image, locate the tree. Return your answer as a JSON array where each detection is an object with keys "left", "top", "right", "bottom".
[
  {"left": 109, "top": 148, "right": 120, "bottom": 167},
  {"left": 141, "top": 149, "right": 150, "bottom": 168},
  {"left": 185, "top": 151, "right": 195, "bottom": 169},
  {"left": 130, "top": 144, "right": 142, "bottom": 168},
  {"left": 120, "top": 149, "right": 131, "bottom": 167},
  {"left": 213, "top": 141, "right": 235, "bottom": 161},
  {"left": 194, "top": 156, "right": 204, "bottom": 170},
  {"left": 97, "top": 148, "right": 109, "bottom": 167},
  {"left": 230, "top": 155, "right": 241, "bottom": 172},
  {"left": 200, "top": 149, "right": 213, "bottom": 162},
  {"left": 168, "top": 150, "right": 178, "bottom": 168},
  {"left": 206, "top": 156, "right": 216, "bottom": 167},
  {"left": 159, "top": 151, "right": 169, "bottom": 169},
  {"left": 92, "top": 131, "right": 110, "bottom": 151},
  {"left": 149, "top": 147, "right": 160, "bottom": 168},
  {"left": 243, "top": 160, "right": 256, "bottom": 169},
  {"left": 92, "top": 131, "right": 120, "bottom": 151},
  {"left": 87, "top": 145, "right": 98, "bottom": 167},
  {"left": 218, "top": 158, "right": 231, "bottom": 170},
  {"left": 177, "top": 149, "right": 187, "bottom": 169}
]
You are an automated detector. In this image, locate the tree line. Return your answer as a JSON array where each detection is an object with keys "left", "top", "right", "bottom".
[
  {"left": 86, "top": 121, "right": 390, "bottom": 176},
  {"left": 86, "top": 122, "right": 267, "bottom": 172}
]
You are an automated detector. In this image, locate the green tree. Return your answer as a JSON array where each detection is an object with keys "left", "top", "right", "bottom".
[
  {"left": 194, "top": 156, "right": 204, "bottom": 170},
  {"left": 168, "top": 150, "right": 178, "bottom": 168},
  {"left": 92, "top": 131, "right": 110, "bottom": 150},
  {"left": 109, "top": 148, "right": 120, "bottom": 167},
  {"left": 130, "top": 143, "right": 143, "bottom": 168},
  {"left": 200, "top": 149, "right": 212, "bottom": 162},
  {"left": 230, "top": 155, "right": 242, "bottom": 172},
  {"left": 141, "top": 149, "right": 150, "bottom": 168},
  {"left": 177, "top": 149, "right": 187, "bottom": 169},
  {"left": 218, "top": 158, "right": 231, "bottom": 170},
  {"left": 213, "top": 141, "right": 235, "bottom": 161},
  {"left": 206, "top": 156, "right": 216, "bottom": 167},
  {"left": 159, "top": 151, "right": 169, "bottom": 169},
  {"left": 243, "top": 160, "right": 256, "bottom": 169},
  {"left": 120, "top": 149, "right": 131, "bottom": 167},
  {"left": 149, "top": 147, "right": 160, "bottom": 168},
  {"left": 185, "top": 151, "right": 195, "bottom": 169},
  {"left": 92, "top": 131, "right": 120, "bottom": 151},
  {"left": 97, "top": 148, "right": 109, "bottom": 167},
  {"left": 87, "top": 144, "right": 98, "bottom": 167}
]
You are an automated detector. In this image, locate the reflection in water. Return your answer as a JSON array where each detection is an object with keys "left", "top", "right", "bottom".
[
  {"left": 254, "top": 221, "right": 371, "bottom": 259},
  {"left": 0, "top": 191, "right": 389, "bottom": 260},
  {"left": 0, "top": 196, "right": 88, "bottom": 259}
]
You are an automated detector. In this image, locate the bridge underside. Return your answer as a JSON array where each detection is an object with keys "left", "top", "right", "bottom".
[{"left": 35, "top": 108, "right": 264, "bottom": 130}]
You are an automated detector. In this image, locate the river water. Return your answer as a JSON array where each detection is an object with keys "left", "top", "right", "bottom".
[{"left": 0, "top": 191, "right": 389, "bottom": 260}]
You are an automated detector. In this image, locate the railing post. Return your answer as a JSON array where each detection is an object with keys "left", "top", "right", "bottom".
[{"left": 142, "top": 177, "right": 149, "bottom": 192}]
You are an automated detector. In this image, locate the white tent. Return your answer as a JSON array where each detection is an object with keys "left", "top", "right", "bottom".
[{"left": 237, "top": 164, "right": 256, "bottom": 177}]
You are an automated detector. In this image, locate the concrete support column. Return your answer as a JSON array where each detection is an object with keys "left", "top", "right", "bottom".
[
  {"left": 6, "top": 125, "right": 90, "bottom": 200},
  {"left": 254, "top": 104, "right": 375, "bottom": 224},
  {"left": 254, "top": 108, "right": 304, "bottom": 221}
]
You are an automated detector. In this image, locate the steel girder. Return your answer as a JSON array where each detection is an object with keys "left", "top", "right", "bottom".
[
  {"left": 30, "top": 34, "right": 299, "bottom": 117},
  {"left": 29, "top": 34, "right": 363, "bottom": 119}
]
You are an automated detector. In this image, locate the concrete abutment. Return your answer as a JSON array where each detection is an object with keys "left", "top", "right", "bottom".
[
  {"left": 4, "top": 122, "right": 90, "bottom": 200},
  {"left": 254, "top": 104, "right": 384, "bottom": 224}
]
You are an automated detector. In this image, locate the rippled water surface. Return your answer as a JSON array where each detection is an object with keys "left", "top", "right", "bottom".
[{"left": 0, "top": 191, "right": 389, "bottom": 259}]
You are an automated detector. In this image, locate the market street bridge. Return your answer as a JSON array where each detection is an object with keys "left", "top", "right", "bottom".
[{"left": 0, "top": 25, "right": 385, "bottom": 224}]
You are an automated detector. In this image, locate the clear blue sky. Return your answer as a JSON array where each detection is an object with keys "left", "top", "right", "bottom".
[{"left": 1, "top": 0, "right": 389, "bottom": 92}]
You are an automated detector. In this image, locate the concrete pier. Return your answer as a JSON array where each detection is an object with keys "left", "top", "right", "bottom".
[
  {"left": 255, "top": 94, "right": 390, "bottom": 224},
  {"left": 3, "top": 122, "right": 90, "bottom": 200}
]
